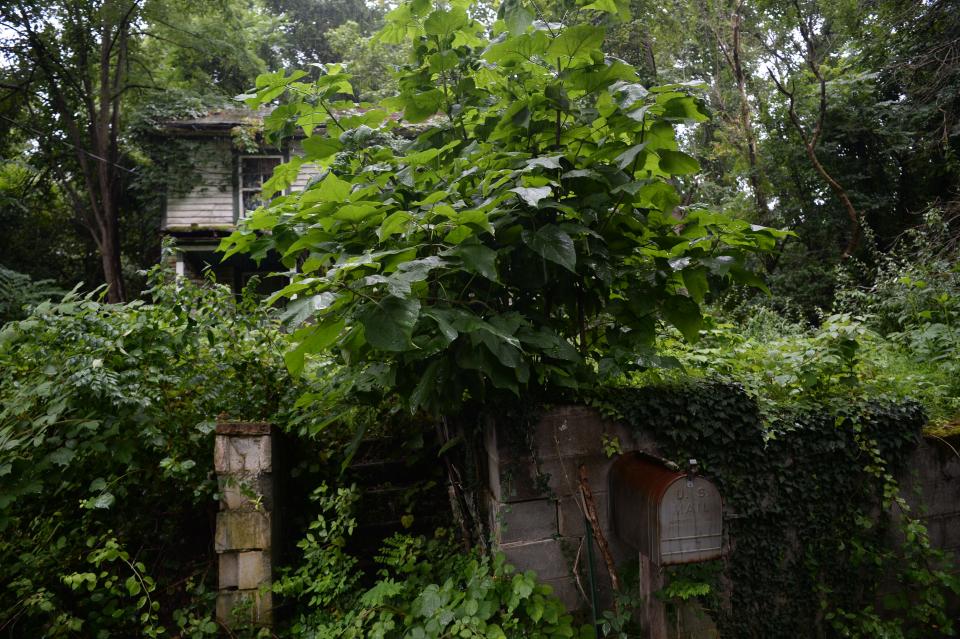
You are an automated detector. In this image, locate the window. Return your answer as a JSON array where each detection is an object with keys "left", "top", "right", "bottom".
[{"left": 239, "top": 155, "right": 282, "bottom": 216}]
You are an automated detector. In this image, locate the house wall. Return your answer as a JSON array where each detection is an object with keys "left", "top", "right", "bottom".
[
  {"left": 290, "top": 140, "right": 322, "bottom": 192},
  {"left": 162, "top": 139, "right": 323, "bottom": 232},
  {"left": 164, "top": 139, "right": 236, "bottom": 230}
]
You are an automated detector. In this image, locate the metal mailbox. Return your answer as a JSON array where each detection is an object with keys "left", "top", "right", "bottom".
[{"left": 610, "top": 453, "right": 723, "bottom": 565}]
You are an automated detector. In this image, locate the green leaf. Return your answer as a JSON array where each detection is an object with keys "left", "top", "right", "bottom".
[
  {"left": 502, "top": 2, "right": 534, "bottom": 35},
  {"left": 362, "top": 296, "right": 421, "bottom": 351},
  {"left": 452, "top": 241, "right": 499, "bottom": 281},
  {"left": 301, "top": 136, "right": 342, "bottom": 160},
  {"left": 303, "top": 172, "right": 352, "bottom": 204},
  {"left": 658, "top": 150, "right": 700, "bottom": 175},
  {"left": 48, "top": 447, "right": 76, "bottom": 467},
  {"left": 522, "top": 226, "right": 577, "bottom": 272},
  {"left": 662, "top": 95, "right": 709, "bottom": 122},
  {"left": 409, "top": 359, "right": 442, "bottom": 412},
  {"left": 524, "top": 156, "right": 563, "bottom": 171},
  {"left": 615, "top": 143, "right": 647, "bottom": 170},
  {"left": 483, "top": 31, "right": 549, "bottom": 65},
  {"left": 583, "top": 0, "right": 618, "bottom": 12},
  {"left": 285, "top": 319, "right": 345, "bottom": 375},
  {"left": 125, "top": 576, "right": 141, "bottom": 597},
  {"left": 518, "top": 327, "right": 581, "bottom": 361},
  {"left": 424, "top": 8, "right": 468, "bottom": 38},
  {"left": 379, "top": 212, "right": 412, "bottom": 240},
  {"left": 333, "top": 202, "right": 379, "bottom": 222},
  {"left": 662, "top": 296, "right": 702, "bottom": 342},
  {"left": 546, "top": 25, "right": 605, "bottom": 65},
  {"left": 91, "top": 492, "right": 115, "bottom": 509},
  {"left": 510, "top": 186, "right": 552, "bottom": 207},
  {"left": 261, "top": 157, "right": 304, "bottom": 198},
  {"left": 399, "top": 89, "right": 445, "bottom": 122},
  {"left": 682, "top": 267, "right": 709, "bottom": 304}
]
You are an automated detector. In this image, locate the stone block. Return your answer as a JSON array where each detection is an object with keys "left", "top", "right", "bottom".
[
  {"left": 214, "top": 434, "right": 272, "bottom": 474},
  {"left": 500, "top": 537, "right": 577, "bottom": 582},
  {"left": 237, "top": 550, "right": 271, "bottom": 590},
  {"left": 215, "top": 511, "right": 271, "bottom": 552},
  {"left": 216, "top": 589, "right": 273, "bottom": 626},
  {"left": 216, "top": 422, "right": 272, "bottom": 436},
  {"left": 488, "top": 452, "right": 620, "bottom": 502},
  {"left": 491, "top": 498, "right": 558, "bottom": 544},
  {"left": 488, "top": 453, "right": 550, "bottom": 503},
  {"left": 538, "top": 455, "right": 617, "bottom": 498},
  {"left": 219, "top": 552, "right": 238, "bottom": 590},
  {"left": 532, "top": 406, "right": 640, "bottom": 460},
  {"left": 558, "top": 491, "right": 609, "bottom": 537},
  {"left": 541, "top": 576, "right": 584, "bottom": 612},
  {"left": 219, "top": 475, "right": 273, "bottom": 511}
]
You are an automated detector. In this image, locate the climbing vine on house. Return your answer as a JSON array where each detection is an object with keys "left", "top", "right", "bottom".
[{"left": 221, "top": 0, "right": 786, "bottom": 416}]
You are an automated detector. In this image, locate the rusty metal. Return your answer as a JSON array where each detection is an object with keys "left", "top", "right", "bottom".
[{"left": 609, "top": 452, "right": 723, "bottom": 565}]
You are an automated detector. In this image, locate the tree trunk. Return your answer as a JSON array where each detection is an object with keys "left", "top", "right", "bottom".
[
  {"left": 16, "top": 1, "right": 135, "bottom": 302},
  {"left": 100, "top": 207, "right": 126, "bottom": 303},
  {"left": 730, "top": 3, "right": 768, "bottom": 221}
]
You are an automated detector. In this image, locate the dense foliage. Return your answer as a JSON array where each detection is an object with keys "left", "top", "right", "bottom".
[
  {"left": 272, "top": 484, "right": 589, "bottom": 638},
  {"left": 223, "top": 0, "right": 784, "bottom": 416},
  {"left": 0, "top": 270, "right": 291, "bottom": 636},
  {"left": 2, "top": 0, "right": 959, "bottom": 636},
  {"left": 639, "top": 210, "right": 960, "bottom": 432},
  {"left": 0, "top": 264, "right": 62, "bottom": 324}
]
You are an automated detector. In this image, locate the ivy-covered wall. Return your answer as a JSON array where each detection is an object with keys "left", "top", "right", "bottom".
[{"left": 483, "top": 381, "right": 959, "bottom": 637}]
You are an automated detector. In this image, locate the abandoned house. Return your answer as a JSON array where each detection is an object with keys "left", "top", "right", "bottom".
[{"left": 159, "top": 108, "right": 322, "bottom": 293}]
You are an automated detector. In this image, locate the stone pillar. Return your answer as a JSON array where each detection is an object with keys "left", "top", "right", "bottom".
[{"left": 214, "top": 421, "right": 275, "bottom": 628}]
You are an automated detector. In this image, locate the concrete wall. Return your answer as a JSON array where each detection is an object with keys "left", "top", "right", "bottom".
[
  {"left": 483, "top": 406, "right": 664, "bottom": 610},
  {"left": 484, "top": 405, "right": 960, "bottom": 636},
  {"left": 901, "top": 436, "right": 960, "bottom": 556}
]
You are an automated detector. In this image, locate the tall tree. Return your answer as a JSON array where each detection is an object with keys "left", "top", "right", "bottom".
[
  {"left": 1, "top": 0, "right": 140, "bottom": 301},
  {"left": 0, "top": 0, "right": 285, "bottom": 299},
  {"left": 267, "top": 0, "right": 383, "bottom": 67}
]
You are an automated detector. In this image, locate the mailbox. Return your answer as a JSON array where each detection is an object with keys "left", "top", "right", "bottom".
[{"left": 610, "top": 453, "right": 723, "bottom": 565}]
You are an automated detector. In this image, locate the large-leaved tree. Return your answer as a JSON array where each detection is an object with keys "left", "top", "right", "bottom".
[{"left": 223, "top": 0, "right": 785, "bottom": 415}]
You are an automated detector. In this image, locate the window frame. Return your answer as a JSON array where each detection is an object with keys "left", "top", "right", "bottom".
[{"left": 235, "top": 152, "right": 286, "bottom": 221}]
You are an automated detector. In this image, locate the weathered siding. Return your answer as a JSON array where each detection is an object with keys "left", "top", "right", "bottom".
[
  {"left": 162, "top": 139, "right": 324, "bottom": 232},
  {"left": 164, "top": 139, "right": 236, "bottom": 230},
  {"left": 289, "top": 140, "right": 322, "bottom": 192}
]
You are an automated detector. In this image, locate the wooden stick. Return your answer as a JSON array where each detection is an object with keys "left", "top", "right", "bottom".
[{"left": 578, "top": 463, "right": 620, "bottom": 592}]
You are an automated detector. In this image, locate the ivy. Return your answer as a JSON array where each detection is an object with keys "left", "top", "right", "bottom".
[
  {"left": 221, "top": 0, "right": 787, "bottom": 417},
  {"left": 585, "top": 381, "right": 960, "bottom": 638}
]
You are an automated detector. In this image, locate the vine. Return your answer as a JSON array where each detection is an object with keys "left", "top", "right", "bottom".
[{"left": 583, "top": 381, "right": 959, "bottom": 638}]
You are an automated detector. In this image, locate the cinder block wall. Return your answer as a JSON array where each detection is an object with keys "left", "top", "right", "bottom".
[
  {"left": 484, "top": 405, "right": 960, "bottom": 623},
  {"left": 898, "top": 435, "right": 960, "bottom": 618},
  {"left": 483, "top": 405, "right": 663, "bottom": 610}
]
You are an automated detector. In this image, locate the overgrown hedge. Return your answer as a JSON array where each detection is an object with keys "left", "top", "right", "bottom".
[{"left": 0, "top": 272, "right": 293, "bottom": 637}]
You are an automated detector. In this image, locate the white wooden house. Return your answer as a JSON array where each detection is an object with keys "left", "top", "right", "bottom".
[{"left": 160, "top": 108, "right": 322, "bottom": 292}]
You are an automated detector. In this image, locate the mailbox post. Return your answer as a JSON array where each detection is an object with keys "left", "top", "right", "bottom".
[{"left": 609, "top": 453, "right": 723, "bottom": 638}]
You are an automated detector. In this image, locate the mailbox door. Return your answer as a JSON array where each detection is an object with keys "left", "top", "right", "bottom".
[{"left": 658, "top": 476, "right": 722, "bottom": 564}]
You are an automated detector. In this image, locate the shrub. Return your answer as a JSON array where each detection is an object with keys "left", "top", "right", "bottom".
[
  {"left": 0, "top": 269, "right": 291, "bottom": 636},
  {"left": 274, "top": 484, "right": 588, "bottom": 639}
]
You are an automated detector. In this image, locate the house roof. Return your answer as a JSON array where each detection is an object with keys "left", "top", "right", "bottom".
[
  {"left": 161, "top": 105, "right": 439, "bottom": 138},
  {"left": 160, "top": 107, "right": 273, "bottom": 135}
]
